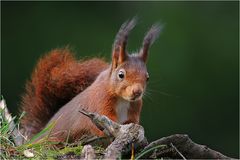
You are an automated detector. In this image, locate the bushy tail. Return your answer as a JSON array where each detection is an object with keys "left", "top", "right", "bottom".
[{"left": 20, "top": 48, "right": 108, "bottom": 138}]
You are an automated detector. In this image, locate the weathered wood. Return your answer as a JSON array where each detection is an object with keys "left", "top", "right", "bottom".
[
  {"left": 79, "top": 109, "right": 147, "bottom": 158},
  {"left": 80, "top": 109, "right": 233, "bottom": 159},
  {"left": 141, "top": 134, "right": 230, "bottom": 159},
  {"left": 104, "top": 123, "right": 145, "bottom": 158}
]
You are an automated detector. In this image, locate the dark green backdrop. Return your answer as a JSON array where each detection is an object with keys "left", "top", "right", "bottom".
[{"left": 1, "top": 1, "right": 239, "bottom": 158}]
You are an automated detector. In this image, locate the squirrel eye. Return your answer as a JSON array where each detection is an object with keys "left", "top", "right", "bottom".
[{"left": 118, "top": 69, "right": 125, "bottom": 80}]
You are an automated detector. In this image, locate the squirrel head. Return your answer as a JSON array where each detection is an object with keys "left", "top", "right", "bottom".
[{"left": 109, "top": 18, "right": 161, "bottom": 102}]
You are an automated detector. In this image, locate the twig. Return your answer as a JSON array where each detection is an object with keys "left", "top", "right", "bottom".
[
  {"left": 79, "top": 109, "right": 120, "bottom": 137},
  {"left": 79, "top": 109, "right": 146, "bottom": 159}
]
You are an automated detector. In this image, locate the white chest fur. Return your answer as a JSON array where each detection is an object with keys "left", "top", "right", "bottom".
[{"left": 116, "top": 99, "right": 130, "bottom": 124}]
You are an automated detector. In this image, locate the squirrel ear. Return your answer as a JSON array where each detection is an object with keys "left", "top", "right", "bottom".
[
  {"left": 139, "top": 23, "right": 162, "bottom": 63},
  {"left": 111, "top": 18, "right": 137, "bottom": 69}
]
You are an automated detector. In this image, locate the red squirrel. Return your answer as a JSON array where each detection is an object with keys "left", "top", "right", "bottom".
[{"left": 20, "top": 18, "right": 160, "bottom": 143}]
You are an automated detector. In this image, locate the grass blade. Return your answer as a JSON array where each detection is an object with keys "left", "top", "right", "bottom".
[{"left": 135, "top": 144, "right": 166, "bottom": 160}]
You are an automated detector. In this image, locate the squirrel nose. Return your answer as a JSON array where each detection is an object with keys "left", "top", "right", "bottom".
[{"left": 132, "top": 87, "right": 143, "bottom": 99}]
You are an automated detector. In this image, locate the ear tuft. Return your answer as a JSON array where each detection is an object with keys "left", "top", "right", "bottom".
[
  {"left": 140, "top": 23, "right": 163, "bottom": 63},
  {"left": 111, "top": 17, "right": 137, "bottom": 69}
]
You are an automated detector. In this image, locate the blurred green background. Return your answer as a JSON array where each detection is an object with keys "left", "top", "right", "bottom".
[{"left": 1, "top": 1, "right": 239, "bottom": 157}]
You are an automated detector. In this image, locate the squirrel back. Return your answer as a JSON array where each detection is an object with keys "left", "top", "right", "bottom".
[{"left": 20, "top": 48, "right": 108, "bottom": 138}]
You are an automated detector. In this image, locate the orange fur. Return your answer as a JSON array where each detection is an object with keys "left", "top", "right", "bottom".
[
  {"left": 20, "top": 18, "right": 160, "bottom": 143},
  {"left": 20, "top": 48, "right": 108, "bottom": 138}
]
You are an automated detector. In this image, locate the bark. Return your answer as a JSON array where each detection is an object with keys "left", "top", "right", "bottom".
[
  {"left": 140, "top": 134, "right": 230, "bottom": 159},
  {"left": 80, "top": 109, "right": 232, "bottom": 159}
]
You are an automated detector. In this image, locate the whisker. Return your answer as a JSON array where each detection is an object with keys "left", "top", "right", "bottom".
[
  {"left": 146, "top": 87, "right": 180, "bottom": 98},
  {"left": 143, "top": 91, "right": 153, "bottom": 102}
]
